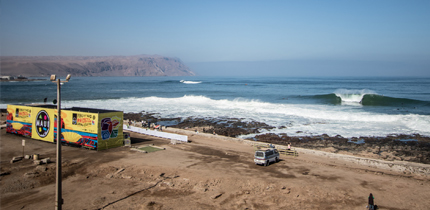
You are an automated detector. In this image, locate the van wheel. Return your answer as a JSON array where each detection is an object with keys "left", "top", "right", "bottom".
[
  {"left": 275, "top": 157, "right": 279, "bottom": 162},
  {"left": 265, "top": 160, "right": 269, "bottom": 166}
]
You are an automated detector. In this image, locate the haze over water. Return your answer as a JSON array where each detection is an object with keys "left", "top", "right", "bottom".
[{"left": 2, "top": 76, "right": 430, "bottom": 138}]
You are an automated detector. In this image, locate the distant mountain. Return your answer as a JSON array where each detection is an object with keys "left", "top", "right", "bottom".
[{"left": 0, "top": 55, "right": 196, "bottom": 77}]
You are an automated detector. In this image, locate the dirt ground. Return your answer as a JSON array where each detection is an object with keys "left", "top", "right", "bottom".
[{"left": 1, "top": 125, "right": 430, "bottom": 210}]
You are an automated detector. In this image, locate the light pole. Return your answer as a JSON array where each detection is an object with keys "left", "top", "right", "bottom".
[{"left": 50, "top": 74, "right": 71, "bottom": 210}]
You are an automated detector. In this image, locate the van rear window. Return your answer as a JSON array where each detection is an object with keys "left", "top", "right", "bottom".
[{"left": 256, "top": 152, "right": 264, "bottom": 157}]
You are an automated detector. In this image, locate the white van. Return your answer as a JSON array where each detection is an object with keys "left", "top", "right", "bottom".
[{"left": 254, "top": 148, "right": 280, "bottom": 166}]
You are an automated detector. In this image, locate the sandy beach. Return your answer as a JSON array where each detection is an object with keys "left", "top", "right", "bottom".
[{"left": 1, "top": 118, "right": 430, "bottom": 210}]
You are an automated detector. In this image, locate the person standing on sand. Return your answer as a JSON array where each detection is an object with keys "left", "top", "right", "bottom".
[
  {"left": 367, "top": 193, "right": 375, "bottom": 210},
  {"left": 287, "top": 142, "right": 291, "bottom": 150}
]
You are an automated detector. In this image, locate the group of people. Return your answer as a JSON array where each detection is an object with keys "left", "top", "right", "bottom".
[{"left": 126, "top": 120, "right": 162, "bottom": 131}]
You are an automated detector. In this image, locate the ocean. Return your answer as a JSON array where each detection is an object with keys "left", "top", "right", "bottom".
[{"left": 1, "top": 76, "right": 430, "bottom": 138}]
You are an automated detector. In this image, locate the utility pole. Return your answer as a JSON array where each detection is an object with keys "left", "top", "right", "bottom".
[
  {"left": 50, "top": 74, "right": 71, "bottom": 210},
  {"left": 55, "top": 78, "right": 62, "bottom": 210}
]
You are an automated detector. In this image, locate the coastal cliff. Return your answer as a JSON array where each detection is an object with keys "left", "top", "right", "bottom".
[{"left": 0, "top": 55, "right": 195, "bottom": 77}]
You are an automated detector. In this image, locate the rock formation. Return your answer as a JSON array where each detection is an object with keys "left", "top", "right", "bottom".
[{"left": 0, "top": 55, "right": 195, "bottom": 77}]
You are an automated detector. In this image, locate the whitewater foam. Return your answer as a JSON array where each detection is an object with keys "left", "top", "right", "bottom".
[
  {"left": 57, "top": 95, "right": 430, "bottom": 138},
  {"left": 180, "top": 80, "right": 202, "bottom": 84}
]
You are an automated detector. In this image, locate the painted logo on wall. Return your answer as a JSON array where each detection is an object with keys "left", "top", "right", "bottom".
[
  {"left": 15, "top": 108, "right": 31, "bottom": 118},
  {"left": 36, "top": 110, "right": 50, "bottom": 138},
  {"left": 100, "top": 116, "right": 121, "bottom": 140}
]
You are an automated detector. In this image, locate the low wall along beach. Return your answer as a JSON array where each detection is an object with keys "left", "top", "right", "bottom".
[{"left": 124, "top": 125, "right": 188, "bottom": 143}]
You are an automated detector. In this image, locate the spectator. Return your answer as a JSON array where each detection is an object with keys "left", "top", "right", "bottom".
[{"left": 367, "top": 193, "right": 375, "bottom": 210}]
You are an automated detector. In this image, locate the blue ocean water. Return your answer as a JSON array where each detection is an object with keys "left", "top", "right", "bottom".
[{"left": 1, "top": 76, "right": 430, "bottom": 138}]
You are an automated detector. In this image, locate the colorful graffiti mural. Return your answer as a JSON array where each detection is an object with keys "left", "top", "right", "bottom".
[
  {"left": 98, "top": 113, "right": 123, "bottom": 150},
  {"left": 54, "top": 128, "right": 98, "bottom": 149},
  {"left": 51, "top": 110, "right": 100, "bottom": 149},
  {"left": 100, "top": 116, "right": 120, "bottom": 140},
  {"left": 6, "top": 122, "right": 32, "bottom": 137},
  {"left": 62, "top": 111, "right": 98, "bottom": 133},
  {"left": 6, "top": 105, "right": 33, "bottom": 137},
  {"left": 35, "top": 110, "right": 50, "bottom": 138},
  {"left": 6, "top": 104, "right": 124, "bottom": 151}
]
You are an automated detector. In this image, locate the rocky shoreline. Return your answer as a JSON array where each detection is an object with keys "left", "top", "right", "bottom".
[
  {"left": 124, "top": 112, "right": 275, "bottom": 137},
  {"left": 254, "top": 133, "right": 430, "bottom": 164},
  {"left": 125, "top": 111, "right": 430, "bottom": 164}
]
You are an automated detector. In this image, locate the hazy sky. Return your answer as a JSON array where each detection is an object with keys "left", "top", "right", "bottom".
[{"left": 1, "top": 0, "right": 429, "bottom": 76}]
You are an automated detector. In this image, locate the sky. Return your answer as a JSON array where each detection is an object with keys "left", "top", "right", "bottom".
[{"left": 1, "top": 0, "right": 429, "bottom": 76}]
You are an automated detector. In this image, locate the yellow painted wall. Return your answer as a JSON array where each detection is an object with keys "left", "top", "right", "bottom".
[
  {"left": 6, "top": 104, "right": 34, "bottom": 137},
  {"left": 7, "top": 104, "right": 33, "bottom": 123},
  {"left": 31, "top": 107, "right": 56, "bottom": 142},
  {"left": 7, "top": 104, "right": 125, "bottom": 151},
  {"left": 61, "top": 110, "right": 98, "bottom": 134}
]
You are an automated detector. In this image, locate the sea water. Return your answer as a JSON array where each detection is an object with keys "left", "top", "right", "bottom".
[{"left": 1, "top": 76, "right": 429, "bottom": 138}]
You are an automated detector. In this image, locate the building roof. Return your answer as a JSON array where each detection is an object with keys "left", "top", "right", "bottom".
[
  {"left": 65, "top": 107, "right": 122, "bottom": 113},
  {"left": 10, "top": 104, "right": 121, "bottom": 113},
  {"left": 27, "top": 104, "right": 58, "bottom": 108}
]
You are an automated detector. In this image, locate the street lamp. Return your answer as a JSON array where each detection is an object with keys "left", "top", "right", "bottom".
[{"left": 50, "top": 74, "right": 71, "bottom": 210}]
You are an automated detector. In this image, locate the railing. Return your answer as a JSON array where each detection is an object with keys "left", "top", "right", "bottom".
[
  {"left": 253, "top": 142, "right": 298, "bottom": 157},
  {"left": 278, "top": 149, "right": 298, "bottom": 157}
]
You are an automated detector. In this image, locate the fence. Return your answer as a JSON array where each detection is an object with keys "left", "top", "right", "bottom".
[
  {"left": 278, "top": 149, "right": 298, "bottom": 157},
  {"left": 253, "top": 142, "right": 298, "bottom": 157}
]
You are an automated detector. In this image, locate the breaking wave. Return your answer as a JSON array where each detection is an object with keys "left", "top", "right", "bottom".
[
  {"left": 180, "top": 80, "right": 202, "bottom": 84},
  {"left": 334, "top": 89, "right": 375, "bottom": 103},
  {"left": 313, "top": 89, "right": 429, "bottom": 107}
]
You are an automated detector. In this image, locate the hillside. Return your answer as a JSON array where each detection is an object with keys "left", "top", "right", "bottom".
[{"left": 0, "top": 55, "right": 195, "bottom": 77}]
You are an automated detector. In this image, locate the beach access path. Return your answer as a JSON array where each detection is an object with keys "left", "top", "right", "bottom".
[{"left": 1, "top": 121, "right": 430, "bottom": 209}]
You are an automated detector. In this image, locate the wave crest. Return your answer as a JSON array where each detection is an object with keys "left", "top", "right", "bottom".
[
  {"left": 180, "top": 80, "right": 202, "bottom": 84},
  {"left": 334, "top": 89, "right": 376, "bottom": 103},
  {"left": 312, "top": 89, "right": 428, "bottom": 107}
]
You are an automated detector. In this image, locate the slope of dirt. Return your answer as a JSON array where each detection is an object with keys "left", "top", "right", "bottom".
[{"left": 1, "top": 126, "right": 430, "bottom": 210}]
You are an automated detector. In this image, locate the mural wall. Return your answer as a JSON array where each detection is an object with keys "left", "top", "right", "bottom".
[
  {"left": 6, "top": 105, "right": 33, "bottom": 137},
  {"left": 6, "top": 104, "right": 124, "bottom": 151},
  {"left": 97, "top": 112, "right": 123, "bottom": 150},
  {"left": 53, "top": 110, "right": 100, "bottom": 149},
  {"left": 31, "top": 107, "right": 56, "bottom": 142}
]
